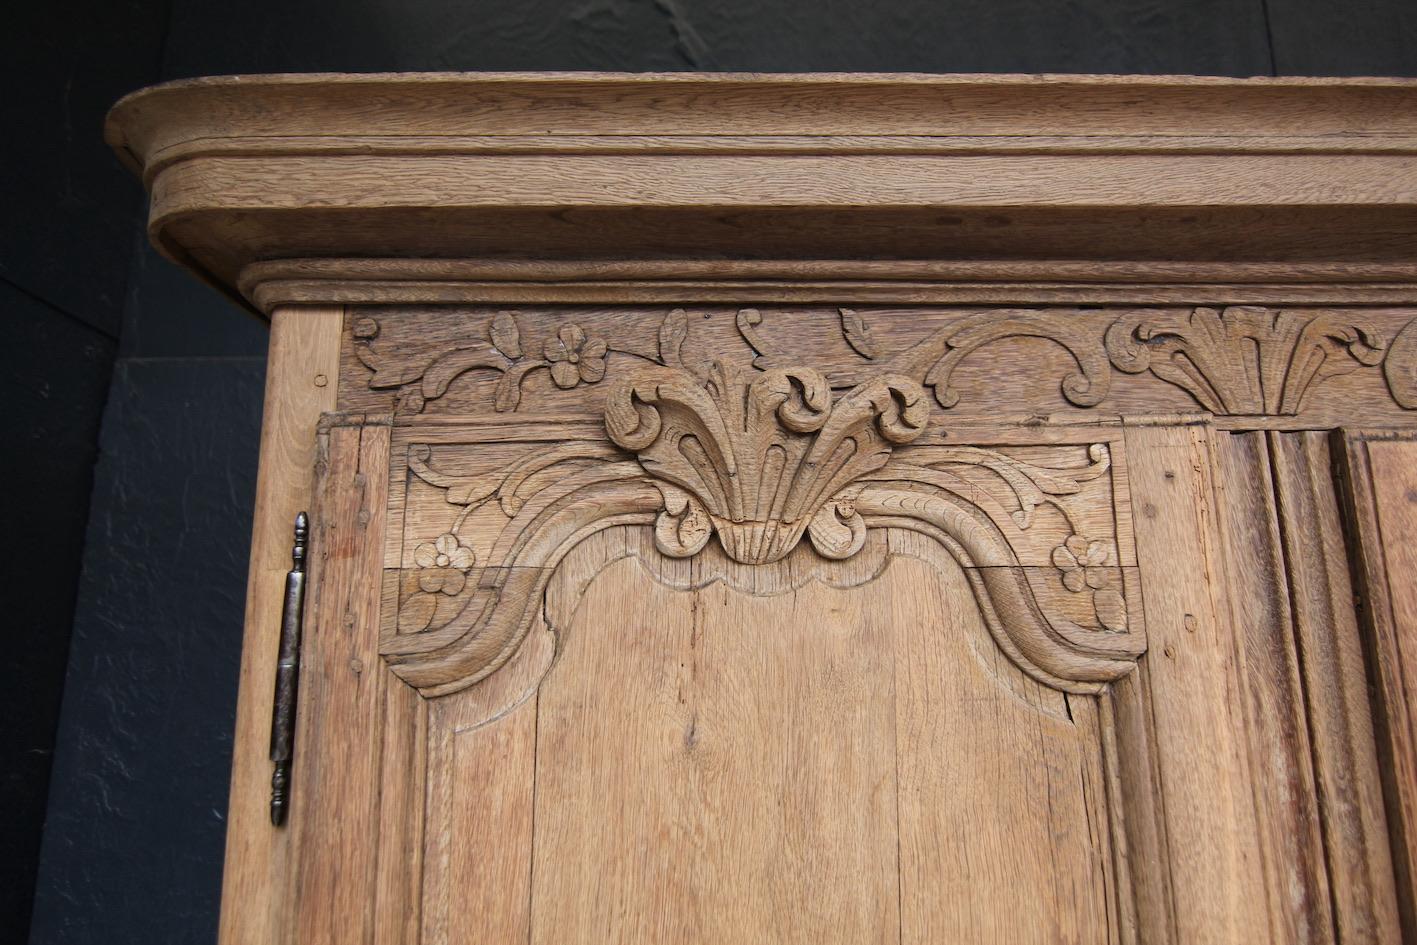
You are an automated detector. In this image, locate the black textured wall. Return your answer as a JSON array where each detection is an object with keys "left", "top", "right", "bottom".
[{"left": 9, "top": 1, "right": 1416, "bottom": 942}]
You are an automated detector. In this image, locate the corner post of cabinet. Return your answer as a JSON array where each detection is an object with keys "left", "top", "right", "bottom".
[{"left": 218, "top": 305, "right": 343, "bottom": 945}]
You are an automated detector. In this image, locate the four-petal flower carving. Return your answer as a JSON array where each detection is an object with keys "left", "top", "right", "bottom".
[{"left": 544, "top": 323, "right": 608, "bottom": 389}]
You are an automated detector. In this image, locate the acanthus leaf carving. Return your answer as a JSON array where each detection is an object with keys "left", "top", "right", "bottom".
[
  {"left": 1104, "top": 306, "right": 1387, "bottom": 415},
  {"left": 839, "top": 307, "right": 880, "bottom": 360},
  {"left": 604, "top": 363, "right": 928, "bottom": 564}
]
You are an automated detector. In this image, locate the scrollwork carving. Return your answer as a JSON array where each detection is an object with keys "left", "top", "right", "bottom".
[
  {"left": 383, "top": 365, "right": 1142, "bottom": 698},
  {"left": 1384, "top": 317, "right": 1417, "bottom": 409},
  {"left": 921, "top": 311, "right": 1112, "bottom": 410},
  {"left": 352, "top": 305, "right": 1417, "bottom": 418},
  {"left": 354, "top": 308, "right": 692, "bottom": 415}
]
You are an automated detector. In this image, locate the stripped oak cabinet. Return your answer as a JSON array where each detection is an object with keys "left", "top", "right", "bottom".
[{"left": 107, "top": 73, "right": 1417, "bottom": 944}]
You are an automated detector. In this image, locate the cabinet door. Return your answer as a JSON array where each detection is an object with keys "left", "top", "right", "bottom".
[{"left": 270, "top": 391, "right": 1304, "bottom": 945}]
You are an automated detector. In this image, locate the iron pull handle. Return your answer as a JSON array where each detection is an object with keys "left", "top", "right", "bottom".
[{"left": 268, "top": 512, "right": 308, "bottom": 826}]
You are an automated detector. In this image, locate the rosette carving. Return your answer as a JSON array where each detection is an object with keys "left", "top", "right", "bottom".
[{"left": 605, "top": 364, "right": 928, "bottom": 564}]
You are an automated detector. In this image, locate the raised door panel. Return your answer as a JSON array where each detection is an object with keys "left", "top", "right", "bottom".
[{"left": 422, "top": 535, "right": 1114, "bottom": 945}]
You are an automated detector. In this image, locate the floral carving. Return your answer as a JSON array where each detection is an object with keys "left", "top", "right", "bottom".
[
  {"left": 1104, "top": 306, "right": 1386, "bottom": 415},
  {"left": 604, "top": 364, "right": 928, "bottom": 564},
  {"left": 353, "top": 309, "right": 689, "bottom": 415},
  {"left": 1052, "top": 535, "right": 1127, "bottom": 632},
  {"left": 414, "top": 533, "right": 475, "bottom": 594},
  {"left": 544, "top": 324, "right": 608, "bottom": 389},
  {"left": 398, "top": 532, "right": 478, "bottom": 632}
]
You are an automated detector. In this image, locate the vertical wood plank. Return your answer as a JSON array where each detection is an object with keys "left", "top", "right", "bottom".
[
  {"left": 1211, "top": 432, "right": 1332, "bottom": 943},
  {"left": 218, "top": 306, "right": 341, "bottom": 945},
  {"left": 1123, "top": 421, "right": 1270, "bottom": 943},
  {"left": 1107, "top": 663, "right": 1175, "bottom": 944},
  {"left": 1336, "top": 433, "right": 1417, "bottom": 942},
  {"left": 372, "top": 678, "right": 427, "bottom": 945},
  {"left": 1272, "top": 432, "right": 1401, "bottom": 944},
  {"left": 290, "top": 419, "right": 390, "bottom": 943}
]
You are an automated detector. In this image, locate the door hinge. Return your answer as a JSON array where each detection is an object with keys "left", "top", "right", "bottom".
[{"left": 269, "top": 511, "right": 308, "bottom": 826}]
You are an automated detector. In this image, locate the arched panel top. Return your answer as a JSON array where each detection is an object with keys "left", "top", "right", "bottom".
[{"left": 378, "top": 366, "right": 1144, "bottom": 697}]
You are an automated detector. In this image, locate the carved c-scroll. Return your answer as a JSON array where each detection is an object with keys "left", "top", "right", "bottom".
[
  {"left": 381, "top": 365, "right": 1143, "bottom": 697},
  {"left": 382, "top": 461, "right": 664, "bottom": 696}
]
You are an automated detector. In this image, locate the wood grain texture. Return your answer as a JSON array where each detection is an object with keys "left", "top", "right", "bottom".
[
  {"left": 216, "top": 306, "right": 341, "bottom": 945},
  {"left": 243, "top": 257, "right": 1417, "bottom": 312},
  {"left": 103, "top": 74, "right": 1417, "bottom": 312},
  {"left": 105, "top": 73, "right": 1417, "bottom": 171},
  {"left": 1272, "top": 432, "right": 1401, "bottom": 944},
  {"left": 1211, "top": 432, "right": 1331, "bottom": 942},
  {"left": 150, "top": 153, "right": 1417, "bottom": 213},
  {"left": 419, "top": 615, "right": 552, "bottom": 944},
  {"left": 288, "top": 419, "right": 392, "bottom": 943},
  {"left": 1123, "top": 422, "right": 1269, "bottom": 942},
  {"left": 509, "top": 527, "right": 1115, "bottom": 944},
  {"left": 1336, "top": 432, "right": 1417, "bottom": 942}
]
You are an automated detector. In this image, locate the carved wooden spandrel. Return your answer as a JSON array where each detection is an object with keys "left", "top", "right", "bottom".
[
  {"left": 343, "top": 303, "right": 1417, "bottom": 427},
  {"left": 378, "top": 363, "right": 1143, "bottom": 699}
]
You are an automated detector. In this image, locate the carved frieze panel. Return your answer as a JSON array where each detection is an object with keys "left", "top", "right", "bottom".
[
  {"left": 342, "top": 304, "right": 1417, "bottom": 425},
  {"left": 377, "top": 365, "right": 1142, "bottom": 699}
]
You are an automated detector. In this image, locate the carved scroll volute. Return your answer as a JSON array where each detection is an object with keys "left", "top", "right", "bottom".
[{"left": 605, "top": 363, "right": 929, "bottom": 565}]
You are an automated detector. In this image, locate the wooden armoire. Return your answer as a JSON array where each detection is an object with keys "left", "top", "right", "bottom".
[{"left": 107, "top": 73, "right": 1417, "bottom": 944}]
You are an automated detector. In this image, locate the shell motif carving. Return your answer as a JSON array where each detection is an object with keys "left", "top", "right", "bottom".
[{"left": 604, "top": 364, "right": 929, "bottom": 564}]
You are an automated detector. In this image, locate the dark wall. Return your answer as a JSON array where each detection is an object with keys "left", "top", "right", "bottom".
[{"left": 10, "top": 1, "right": 1416, "bottom": 942}]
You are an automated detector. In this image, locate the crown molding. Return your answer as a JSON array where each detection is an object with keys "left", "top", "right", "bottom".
[{"left": 106, "top": 72, "right": 1417, "bottom": 315}]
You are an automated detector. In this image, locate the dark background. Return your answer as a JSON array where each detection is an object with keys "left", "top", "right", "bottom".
[{"left": 4, "top": 1, "right": 1415, "bottom": 942}]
